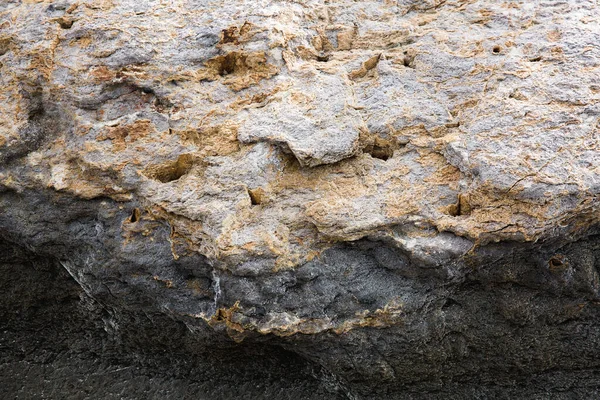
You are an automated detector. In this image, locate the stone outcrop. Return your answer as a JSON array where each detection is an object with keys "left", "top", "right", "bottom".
[{"left": 1, "top": 0, "right": 599, "bottom": 398}]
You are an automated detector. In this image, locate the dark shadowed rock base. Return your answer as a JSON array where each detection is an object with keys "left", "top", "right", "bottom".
[
  {"left": 3, "top": 236, "right": 600, "bottom": 399},
  {"left": 0, "top": 241, "right": 347, "bottom": 400}
]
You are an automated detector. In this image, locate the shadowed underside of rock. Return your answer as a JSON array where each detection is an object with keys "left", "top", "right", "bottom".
[{"left": 1, "top": 0, "right": 600, "bottom": 398}]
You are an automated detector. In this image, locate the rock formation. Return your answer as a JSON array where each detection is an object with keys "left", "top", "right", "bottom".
[{"left": 1, "top": 0, "right": 599, "bottom": 398}]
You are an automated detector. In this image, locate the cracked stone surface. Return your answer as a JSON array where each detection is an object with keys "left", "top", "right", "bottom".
[{"left": 1, "top": 0, "right": 600, "bottom": 398}]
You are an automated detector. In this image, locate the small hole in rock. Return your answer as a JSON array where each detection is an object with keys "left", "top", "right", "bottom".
[
  {"left": 365, "top": 138, "right": 396, "bottom": 161},
  {"left": 492, "top": 45, "right": 501, "bottom": 54},
  {"left": 253, "top": 306, "right": 266, "bottom": 317},
  {"left": 316, "top": 53, "right": 331, "bottom": 62},
  {"left": 369, "top": 146, "right": 393, "bottom": 161},
  {"left": 221, "top": 26, "right": 239, "bottom": 44},
  {"left": 549, "top": 255, "right": 567, "bottom": 271},
  {"left": 58, "top": 19, "right": 74, "bottom": 29},
  {"left": 144, "top": 154, "right": 195, "bottom": 183},
  {"left": 247, "top": 188, "right": 264, "bottom": 206},
  {"left": 529, "top": 56, "right": 542, "bottom": 62},
  {"left": 129, "top": 208, "right": 140, "bottom": 223},
  {"left": 218, "top": 53, "right": 238, "bottom": 76},
  {"left": 446, "top": 203, "right": 460, "bottom": 217},
  {"left": 446, "top": 194, "right": 471, "bottom": 217},
  {"left": 442, "top": 298, "right": 460, "bottom": 310},
  {"left": 403, "top": 55, "right": 415, "bottom": 68},
  {"left": 0, "top": 39, "right": 11, "bottom": 57}
]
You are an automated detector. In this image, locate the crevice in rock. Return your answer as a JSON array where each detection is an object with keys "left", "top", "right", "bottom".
[
  {"left": 445, "top": 194, "right": 472, "bottom": 217},
  {"left": 129, "top": 208, "right": 140, "bottom": 223},
  {"left": 143, "top": 154, "right": 196, "bottom": 183},
  {"left": 247, "top": 188, "right": 264, "bottom": 206},
  {"left": 219, "top": 22, "right": 254, "bottom": 45},
  {"left": 442, "top": 297, "right": 461, "bottom": 310},
  {"left": 199, "top": 51, "right": 278, "bottom": 91},
  {"left": 57, "top": 17, "right": 74, "bottom": 29},
  {"left": 365, "top": 144, "right": 394, "bottom": 161},
  {"left": 0, "top": 37, "right": 12, "bottom": 56},
  {"left": 402, "top": 49, "right": 416, "bottom": 68},
  {"left": 217, "top": 52, "right": 238, "bottom": 76},
  {"left": 548, "top": 254, "right": 568, "bottom": 272},
  {"left": 77, "top": 79, "right": 173, "bottom": 113},
  {"left": 363, "top": 137, "right": 399, "bottom": 161}
]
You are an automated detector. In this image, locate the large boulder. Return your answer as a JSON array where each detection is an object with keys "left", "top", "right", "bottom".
[{"left": 1, "top": 0, "right": 599, "bottom": 398}]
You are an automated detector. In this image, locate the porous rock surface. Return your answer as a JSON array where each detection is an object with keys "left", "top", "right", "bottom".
[{"left": 1, "top": 0, "right": 600, "bottom": 398}]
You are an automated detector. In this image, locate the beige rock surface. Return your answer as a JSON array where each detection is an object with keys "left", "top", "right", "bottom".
[{"left": 2, "top": 0, "right": 598, "bottom": 272}]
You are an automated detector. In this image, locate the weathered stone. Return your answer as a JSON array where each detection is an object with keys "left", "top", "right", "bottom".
[{"left": 1, "top": 0, "right": 600, "bottom": 398}]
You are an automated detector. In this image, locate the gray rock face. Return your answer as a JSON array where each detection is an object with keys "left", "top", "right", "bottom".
[{"left": 1, "top": 0, "right": 600, "bottom": 398}]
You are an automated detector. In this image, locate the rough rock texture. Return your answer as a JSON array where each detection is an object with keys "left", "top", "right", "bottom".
[
  {"left": 0, "top": 241, "right": 347, "bottom": 399},
  {"left": 1, "top": 0, "right": 600, "bottom": 398}
]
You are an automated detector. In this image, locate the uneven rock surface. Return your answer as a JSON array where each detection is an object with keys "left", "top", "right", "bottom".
[{"left": 1, "top": 0, "right": 599, "bottom": 398}]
